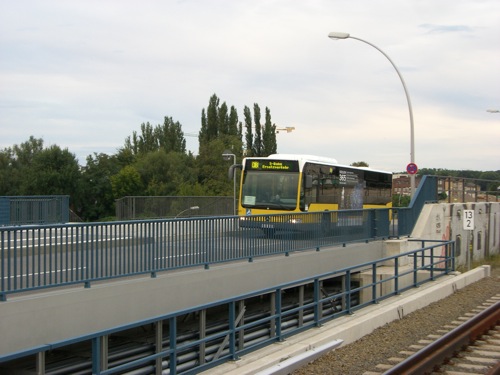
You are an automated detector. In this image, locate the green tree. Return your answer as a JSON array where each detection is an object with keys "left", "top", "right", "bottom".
[
  {"left": 197, "top": 95, "right": 245, "bottom": 196},
  {"left": 110, "top": 165, "right": 143, "bottom": 199},
  {"left": 199, "top": 108, "right": 208, "bottom": 145},
  {"left": 156, "top": 117, "right": 186, "bottom": 153},
  {"left": 262, "top": 107, "right": 277, "bottom": 156},
  {"left": 392, "top": 194, "right": 411, "bottom": 207},
  {"left": 79, "top": 153, "right": 121, "bottom": 220},
  {"left": 252, "top": 103, "right": 262, "bottom": 156},
  {"left": 205, "top": 94, "right": 220, "bottom": 141},
  {"left": 197, "top": 138, "right": 236, "bottom": 195},
  {"left": 124, "top": 117, "right": 186, "bottom": 156},
  {"left": 0, "top": 147, "right": 14, "bottom": 195},
  {"left": 218, "top": 102, "right": 229, "bottom": 135},
  {"left": 479, "top": 171, "right": 500, "bottom": 192},
  {"left": 2, "top": 136, "right": 45, "bottom": 195},
  {"left": 21, "top": 145, "right": 81, "bottom": 197},
  {"left": 351, "top": 161, "right": 369, "bottom": 167},
  {"left": 228, "top": 106, "right": 240, "bottom": 137},
  {"left": 12, "top": 136, "right": 44, "bottom": 168},
  {"left": 135, "top": 150, "right": 196, "bottom": 196},
  {"left": 244, "top": 106, "right": 253, "bottom": 156},
  {"left": 0, "top": 137, "right": 81, "bottom": 212}
]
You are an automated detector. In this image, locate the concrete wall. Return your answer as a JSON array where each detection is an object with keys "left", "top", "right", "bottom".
[
  {"left": 354, "top": 202, "right": 500, "bottom": 304},
  {"left": 412, "top": 202, "right": 500, "bottom": 267}
]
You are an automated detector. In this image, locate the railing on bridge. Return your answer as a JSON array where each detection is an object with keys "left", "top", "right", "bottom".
[
  {"left": 393, "top": 175, "right": 438, "bottom": 237},
  {"left": 4, "top": 173, "right": 497, "bottom": 299},
  {"left": 1, "top": 209, "right": 389, "bottom": 300},
  {"left": 115, "top": 196, "right": 234, "bottom": 220},
  {"left": 0, "top": 195, "right": 69, "bottom": 226},
  {"left": 0, "top": 239, "right": 455, "bottom": 374}
]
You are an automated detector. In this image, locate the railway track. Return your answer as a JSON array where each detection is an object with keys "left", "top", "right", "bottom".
[{"left": 366, "top": 294, "right": 500, "bottom": 375}]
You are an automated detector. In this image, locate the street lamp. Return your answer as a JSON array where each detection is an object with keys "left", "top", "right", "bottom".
[
  {"left": 276, "top": 126, "right": 295, "bottom": 133},
  {"left": 175, "top": 206, "right": 199, "bottom": 218},
  {"left": 486, "top": 109, "right": 499, "bottom": 113},
  {"left": 328, "top": 31, "right": 416, "bottom": 197},
  {"left": 222, "top": 150, "right": 237, "bottom": 215}
]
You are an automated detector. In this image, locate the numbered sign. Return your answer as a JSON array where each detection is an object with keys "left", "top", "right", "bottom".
[{"left": 463, "top": 210, "right": 474, "bottom": 230}]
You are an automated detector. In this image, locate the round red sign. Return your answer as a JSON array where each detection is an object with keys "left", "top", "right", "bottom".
[{"left": 406, "top": 162, "right": 418, "bottom": 175}]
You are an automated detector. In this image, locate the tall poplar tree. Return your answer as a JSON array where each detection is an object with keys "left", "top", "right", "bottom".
[
  {"left": 123, "top": 117, "right": 186, "bottom": 155},
  {"left": 243, "top": 106, "right": 253, "bottom": 156},
  {"left": 206, "top": 94, "right": 219, "bottom": 141},
  {"left": 252, "top": 103, "right": 262, "bottom": 156},
  {"left": 262, "top": 107, "right": 277, "bottom": 156}
]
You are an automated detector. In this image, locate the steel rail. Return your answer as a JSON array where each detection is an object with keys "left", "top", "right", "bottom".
[{"left": 385, "top": 299, "right": 500, "bottom": 374}]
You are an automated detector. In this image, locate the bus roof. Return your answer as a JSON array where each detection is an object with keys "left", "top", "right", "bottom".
[
  {"left": 267, "top": 154, "right": 338, "bottom": 164},
  {"left": 245, "top": 154, "right": 392, "bottom": 175}
]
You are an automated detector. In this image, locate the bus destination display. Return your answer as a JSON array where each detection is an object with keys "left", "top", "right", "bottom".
[{"left": 246, "top": 159, "right": 299, "bottom": 172}]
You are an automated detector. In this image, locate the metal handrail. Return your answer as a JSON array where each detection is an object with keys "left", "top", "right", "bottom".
[
  {"left": 0, "top": 239, "right": 455, "bottom": 374},
  {"left": 1, "top": 209, "right": 389, "bottom": 300}
]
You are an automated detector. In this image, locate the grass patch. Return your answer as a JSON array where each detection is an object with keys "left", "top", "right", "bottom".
[{"left": 456, "top": 254, "right": 500, "bottom": 274}]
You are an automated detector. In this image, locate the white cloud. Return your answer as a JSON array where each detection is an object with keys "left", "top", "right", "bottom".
[{"left": 0, "top": 0, "right": 499, "bottom": 171}]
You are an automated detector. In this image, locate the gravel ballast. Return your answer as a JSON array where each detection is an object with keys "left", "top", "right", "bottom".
[{"left": 292, "top": 265, "right": 500, "bottom": 375}]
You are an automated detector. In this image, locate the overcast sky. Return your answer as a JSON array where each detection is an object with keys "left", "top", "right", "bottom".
[{"left": 1, "top": 0, "right": 499, "bottom": 172}]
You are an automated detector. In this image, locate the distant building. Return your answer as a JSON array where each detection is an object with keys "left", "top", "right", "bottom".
[
  {"left": 392, "top": 174, "right": 422, "bottom": 196},
  {"left": 392, "top": 174, "right": 497, "bottom": 202},
  {"left": 438, "top": 177, "right": 481, "bottom": 202}
]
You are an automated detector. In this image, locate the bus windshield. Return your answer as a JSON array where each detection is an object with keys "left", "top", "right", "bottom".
[{"left": 241, "top": 171, "right": 299, "bottom": 210}]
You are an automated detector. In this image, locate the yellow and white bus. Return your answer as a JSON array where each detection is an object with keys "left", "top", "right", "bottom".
[{"left": 236, "top": 154, "right": 392, "bottom": 234}]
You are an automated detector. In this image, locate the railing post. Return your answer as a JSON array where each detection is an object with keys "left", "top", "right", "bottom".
[
  {"left": 169, "top": 317, "right": 177, "bottom": 375},
  {"left": 345, "top": 270, "right": 352, "bottom": 314},
  {"left": 36, "top": 351, "right": 45, "bottom": 375},
  {"left": 275, "top": 288, "right": 283, "bottom": 341},
  {"left": 413, "top": 252, "right": 418, "bottom": 287},
  {"left": 370, "top": 209, "right": 376, "bottom": 238},
  {"left": 451, "top": 241, "right": 456, "bottom": 273},
  {"left": 155, "top": 321, "right": 163, "bottom": 375},
  {"left": 391, "top": 208, "right": 398, "bottom": 238},
  {"left": 199, "top": 309, "right": 206, "bottom": 365},
  {"left": 229, "top": 301, "right": 238, "bottom": 360},
  {"left": 430, "top": 247, "right": 435, "bottom": 281},
  {"left": 85, "top": 226, "right": 90, "bottom": 288},
  {"left": 314, "top": 278, "right": 321, "bottom": 326},
  {"left": 394, "top": 257, "right": 399, "bottom": 295},
  {"left": 372, "top": 263, "right": 378, "bottom": 304},
  {"left": 298, "top": 285, "right": 305, "bottom": 326},
  {"left": 91, "top": 336, "right": 101, "bottom": 375}
]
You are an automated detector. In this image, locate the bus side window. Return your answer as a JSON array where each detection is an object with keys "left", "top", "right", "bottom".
[{"left": 305, "top": 175, "right": 313, "bottom": 189}]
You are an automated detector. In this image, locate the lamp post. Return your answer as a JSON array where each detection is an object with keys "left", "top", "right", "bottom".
[
  {"left": 328, "top": 31, "right": 416, "bottom": 197},
  {"left": 175, "top": 206, "right": 199, "bottom": 218},
  {"left": 222, "top": 150, "right": 237, "bottom": 215},
  {"left": 276, "top": 126, "right": 295, "bottom": 133}
]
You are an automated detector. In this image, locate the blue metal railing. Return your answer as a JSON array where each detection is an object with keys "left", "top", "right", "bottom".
[
  {"left": 0, "top": 239, "right": 455, "bottom": 373},
  {"left": 1, "top": 209, "right": 390, "bottom": 300},
  {"left": 0, "top": 195, "right": 70, "bottom": 226},
  {"left": 0, "top": 174, "right": 442, "bottom": 300},
  {"left": 392, "top": 175, "right": 438, "bottom": 237}
]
